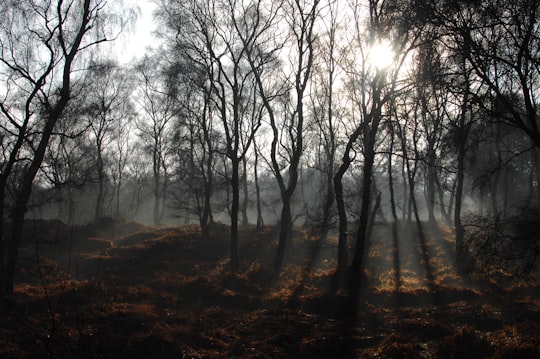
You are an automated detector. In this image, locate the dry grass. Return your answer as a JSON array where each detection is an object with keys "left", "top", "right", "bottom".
[{"left": 2, "top": 220, "right": 539, "bottom": 358}]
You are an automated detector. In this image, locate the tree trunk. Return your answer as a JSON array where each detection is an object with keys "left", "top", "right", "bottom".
[
  {"left": 351, "top": 145, "right": 375, "bottom": 273},
  {"left": 435, "top": 174, "right": 452, "bottom": 226},
  {"left": 366, "top": 191, "right": 382, "bottom": 244},
  {"left": 1, "top": 99, "right": 68, "bottom": 294},
  {"left": 201, "top": 128, "right": 214, "bottom": 234},
  {"left": 201, "top": 174, "right": 213, "bottom": 234},
  {"left": 94, "top": 150, "right": 104, "bottom": 221},
  {"left": 254, "top": 140, "right": 264, "bottom": 228},
  {"left": 116, "top": 171, "right": 122, "bottom": 218},
  {"left": 387, "top": 124, "right": 399, "bottom": 225},
  {"left": 241, "top": 157, "right": 249, "bottom": 226},
  {"left": 273, "top": 194, "right": 292, "bottom": 276},
  {"left": 401, "top": 148, "right": 410, "bottom": 222},
  {"left": 320, "top": 167, "right": 335, "bottom": 242},
  {"left": 425, "top": 147, "right": 437, "bottom": 227},
  {"left": 153, "top": 171, "right": 161, "bottom": 226},
  {"left": 230, "top": 157, "right": 240, "bottom": 271},
  {"left": 454, "top": 138, "right": 466, "bottom": 256},
  {"left": 334, "top": 122, "right": 365, "bottom": 278},
  {"left": 334, "top": 166, "right": 349, "bottom": 277},
  {"left": 160, "top": 168, "right": 168, "bottom": 224}
]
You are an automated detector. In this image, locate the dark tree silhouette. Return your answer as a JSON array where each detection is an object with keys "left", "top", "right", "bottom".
[{"left": 0, "top": 0, "right": 124, "bottom": 295}]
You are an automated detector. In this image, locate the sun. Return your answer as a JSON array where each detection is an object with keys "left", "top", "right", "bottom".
[{"left": 369, "top": 40, "right": 394, "bottom": 70}]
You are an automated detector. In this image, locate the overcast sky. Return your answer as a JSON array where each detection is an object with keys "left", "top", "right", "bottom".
[{"left": 117, "top": 0, "right": 158, "bottom": 64}]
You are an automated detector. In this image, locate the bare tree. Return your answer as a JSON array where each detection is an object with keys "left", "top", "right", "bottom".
[
  {"left": 413, "top": 41, "right": 449, "bottom": 228},
  {"left": 242, "top": 0, "right": 319, "bottom": 276},
  {"left": 134, "top": 57, "right": 176, "bottom": 226},
  {"left": 307, "top": 0, "right": 343, "bottom": 242},
  {"left": 125, "top": 143, "right": 151, "bottom": 221},
  {"left": 42, "top": 115, "right": 94, "bottom": 224},
  {"left": 334, "top": 0, "right": 422, "bottom": 279},
  {"left": 0, "top": 0, "right": 129, "bottom": 295},
  {"left": 156, "top": 0, "right": 220, "bottom": 233},
  {"left": 450, "top": 1, "right": 540, "bottom": 150},
  {"left": 110, "top": 104, "right": 134, "bottom": 219},
  {"left": 79, "top": 61, "right": 134, "bottom": 221}
]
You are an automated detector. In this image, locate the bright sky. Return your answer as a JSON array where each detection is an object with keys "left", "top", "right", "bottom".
[{"left": 117, "top": 0, "right": 157, "bottom": 64}]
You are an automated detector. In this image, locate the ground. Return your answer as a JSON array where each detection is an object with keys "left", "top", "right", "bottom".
[{"left": 1, "top": 219, "right": 539, "bottom": 358}]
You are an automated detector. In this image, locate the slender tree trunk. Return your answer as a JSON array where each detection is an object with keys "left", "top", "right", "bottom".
[
  {"left": 334, "top": 165, "right": 349, "bottom": 276},
  {"left": 201, "top": 176, "right": 213, "bottom": 234},
  {"left": 366, "top": 191, "right": 381, "bottom": 244},
  {"left": 425, "top": 147, "right": 437, "bottom": 227},
  {"left": 447, "top": 177, "right": 457, "bottom": 222},
  {"left": 401, "top": 149, "right": 410, "bottom": 222},
  {"left": 160, "top": 167, "right": 168, "bottom": 223},
  {"left": 320, "top": 28, "right": 337, "bottom": 243},
  {"left": 201, "top": 128, "right": 214, "bottom": 234},
  {"left": 153, "top": 171, "right": 161, "bottom": 226},
  {"left": 95, "top": 150, "right": 104, "bottom": 221},
  {"left": 455, "top": 41, "right": 473, "bottom": 261},
  {"left": 388, "top": 125, "right": 399, "bottom": 225},
  {"left": 387, "top": 118, "right": 401, "bottom": 289},
  {"left": 435, "top": 174, "right": 452, "bottom": 226},
  {"left": 254, "top": 140, "right": 264, "bottom": 228},
  {"left": 454, "top": 135, "right": 466, "bottom": 256},
  {"left": 116, "top": 172, "right": 122, "bottom": 218},
  {"left": 241, "top": 157, "right": 249, "bottom": 225},
  {"left": 273, "top": 195, "right": 292, "bottom": 276},
  {"left": 230, "top": 157, "right": 240, "bottom": 271},
  {"left": 454, "top": 91, "right": 471, "bottom": 259},
  {"left": 320, "top": 168, "right": 335, "bottom": 242}
]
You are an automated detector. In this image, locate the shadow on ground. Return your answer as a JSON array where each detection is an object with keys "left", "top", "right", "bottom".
[{"left": 2, "top": 219, "right": 539, "bottom": 358}]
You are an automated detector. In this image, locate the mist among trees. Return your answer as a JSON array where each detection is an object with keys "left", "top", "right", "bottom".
[{"left": 2, "top": 0, "right": 540, "bottom": 291}]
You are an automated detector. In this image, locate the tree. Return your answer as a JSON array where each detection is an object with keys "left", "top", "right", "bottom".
[
  {"left": 307, "top": 0, "right": 343, "bottom": 243},
  {"left": 0, "top": 0, "right": 127, "bottom": 295},
  {"left": 171, "top": 81, "right": 218, "bottom": 230},
  {"left": 125, "top": 143, "right": 151, "bottom": 221},
  {"left": 42, "top": 113, "right": 93, "bottom": 223},
  {"left": 243, "top": 0, "right": 319, "bottom": 276},
  {"left": 427, "top": 0, "right": 486, "bottom": 256},
  {"left": 414, "top": 40, "right": 449, "bottom": 228},
  {"left": 157, "top": 0, "right": 266, "bottom": 269},
  {"left": 453, "top": 0, "right": 540, "bottom": 149},
  {"left": 334, "top": 0, "right": 420, "bottom": 279},
  {"left": 109, "top": 101, "right": 134, "bottom": 219},
  {"left": 156, "top": 1, "right": 220, "bottom": 233},
  {"left": 79, "top": 61, "right": 134, "bottom": 221},
  {"left": 134, "top": 57, "right": 176, "bottom": 226}
]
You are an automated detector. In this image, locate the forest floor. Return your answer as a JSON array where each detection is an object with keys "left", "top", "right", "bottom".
[{"left": 1, "top": 218, "right": 539, "bottom": 358}]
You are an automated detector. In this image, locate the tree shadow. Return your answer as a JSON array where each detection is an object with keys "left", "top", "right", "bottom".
[
  {"left": 391, "top": 221, "right": 402, "bottom": 291},
  {"left": 414, "top": 221, "right": 440, "bottom": 303},
  {"left": 278, "top": 228, "right": 367, "bottom": 357}
]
